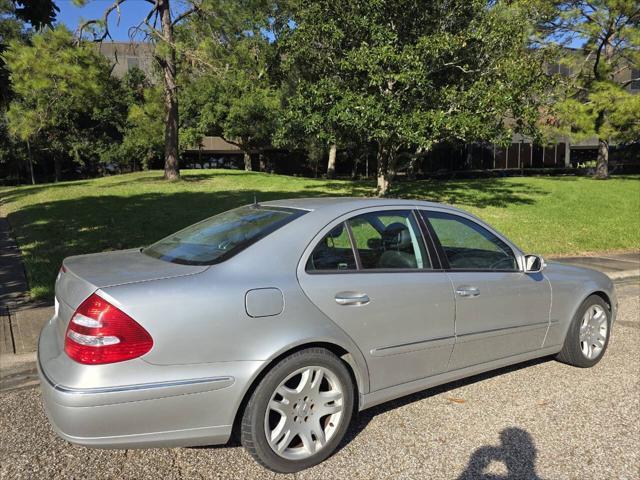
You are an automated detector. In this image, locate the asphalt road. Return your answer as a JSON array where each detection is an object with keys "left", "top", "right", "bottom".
[{"left": 1, "top": 280, "right": 638, "bottom": 480}]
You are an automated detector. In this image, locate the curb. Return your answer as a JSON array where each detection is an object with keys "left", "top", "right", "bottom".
[
  {"left": 0, "top": 352, "right": 38, "bottom": 393},
  {"left": 606, "top": 270, "right": 640, "bottom": 281}
]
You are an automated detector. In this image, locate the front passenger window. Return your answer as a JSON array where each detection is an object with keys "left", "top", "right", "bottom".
[{"left": 423, "top": 211, "right": 517, "bottom": 271}]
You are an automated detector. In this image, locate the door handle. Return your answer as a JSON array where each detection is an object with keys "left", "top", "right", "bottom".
[
  {"left": 456, "top": 286, "right": 480, "bottom": 298},
  {"left": 335, "top": 292, "right": 370, "bottom": 306}
]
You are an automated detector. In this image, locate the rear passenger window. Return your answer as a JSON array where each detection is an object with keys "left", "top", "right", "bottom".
[
  {"left": 306, "top": 223, "right": 357, "bottom": 271},
  {"left": 347, "top": 211, "right": 430, "bottom": 269}
]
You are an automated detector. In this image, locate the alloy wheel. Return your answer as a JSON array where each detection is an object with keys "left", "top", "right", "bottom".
[
  {"left": 579, "top": 304, "right": 608, "bottom": 360},
  {"left": 264, "top": 366, "right": 344, "bottom": 460}
]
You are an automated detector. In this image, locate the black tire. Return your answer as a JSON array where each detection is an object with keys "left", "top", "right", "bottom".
[
  {"left": 556, "top": 294, "right": 611, "bottom": 368},
  {"left": 240, "top": 348, "right": 355, "bottom": 473}
]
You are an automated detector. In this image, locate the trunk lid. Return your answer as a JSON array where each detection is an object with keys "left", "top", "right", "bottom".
[
  {"left": 53, "top": 249, "right": 208, "bottom": 349},
  {"left": 57, "top": 248, "right": 208, "bottom": 309}
]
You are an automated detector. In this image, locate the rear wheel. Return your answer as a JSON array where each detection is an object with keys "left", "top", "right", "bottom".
[
  {"left": 241, "top": 348, "right": 354, "bottom": 473},
  {"left": 556, "top": 295, "right": 611, "bottom": 368}
]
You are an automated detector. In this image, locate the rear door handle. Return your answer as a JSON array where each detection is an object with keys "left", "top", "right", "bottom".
[
  {"left": 456, "top": 286, "right": 480, "bottom": 297},
  {"left": 335, "top": 292, "right": 370, "bottom": 306}
]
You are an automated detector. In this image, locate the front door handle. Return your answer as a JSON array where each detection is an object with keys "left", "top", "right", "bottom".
[
  {"left": 335, "top": 292, "right": 370, "bottom": 306},
  {"left": 456, "top": 286, "right": 480, "bottom": 298}
]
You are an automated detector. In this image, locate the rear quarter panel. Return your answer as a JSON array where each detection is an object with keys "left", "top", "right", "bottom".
[{"left": 98, "top": 214, "right": 372, "bottom": 394}]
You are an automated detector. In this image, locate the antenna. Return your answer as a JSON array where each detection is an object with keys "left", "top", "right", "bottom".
[{"left": 253, "top": 193, "right": 259, "bottom": 207}]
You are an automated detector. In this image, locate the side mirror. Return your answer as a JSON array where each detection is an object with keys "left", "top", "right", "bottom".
[{"left": 524, "top": 254, "right": 546, "bottom": 273}]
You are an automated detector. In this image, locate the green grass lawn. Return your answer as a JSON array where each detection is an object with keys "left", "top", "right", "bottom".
[{"left": 1, "top": 169, "right": 639, "bottom": 301}]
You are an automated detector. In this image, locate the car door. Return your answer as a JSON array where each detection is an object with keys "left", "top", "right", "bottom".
[
  {"left": 297, "top": 208, "right": 455, "bottom": 392},
  {"left": 419, "top": 209, "right": 551, "bottom": 371}
]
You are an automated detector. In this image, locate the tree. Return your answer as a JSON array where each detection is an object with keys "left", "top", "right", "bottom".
[
  {"left": 3, "top": 27, "right": 126, "bottom": 181},
  {"left": 282, "top": 0, "right": 550, "bottom": 195},
  {"left": 179, "top": 0, "right": 289, "bottom": 172},
  {"left": 78, "top": 0, "right": 202, "bottom": 180},
  {"left": 121, "top": 85, "right": 165, "bottom": 171},
  {"left": 536, "top": 0, "right": 639, "bottom": 178},
  {"left": 11, "top": 0, "right": 58, "bottom": 29}
]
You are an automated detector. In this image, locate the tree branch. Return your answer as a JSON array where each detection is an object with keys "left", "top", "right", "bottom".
[
  {"left": 76, "top": 0, "right": 128, "bottom": 42},
  {"left": 172, "top": 3, "right": 201, "bottom": 26}
]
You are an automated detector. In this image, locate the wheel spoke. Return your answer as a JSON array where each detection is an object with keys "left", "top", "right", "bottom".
[
  {"left": 269, "top": 413, "right": 295, "bottom": 453},
  {"left": 319, "top": 389, "right": 342, "bottom": 403},
  {"left": 299, "top": 427, "right": 317, "bottom": 455},
  {"left": 310, "top": 368, "right": 324, "bottom": 394},
  {"left": 269, "top": 399, "right": 287, "bottom": 415},
  {"left": 275, "top": 428, "right": 293, "bottom": 453},
  {"left": 580, "top": 340, "right": 589, "bottom": 356},
  {"left": 275, "top": 386, "right": 296, "bottom": 404},
  {"left": 296, "top": 368, "right": 314, "bottom": 393},
  {"left": 310, "top": 418, "right": 326, "bottom": 447},
  {"left": 317, "top": 402, "right": 342, "bottom": 416}
]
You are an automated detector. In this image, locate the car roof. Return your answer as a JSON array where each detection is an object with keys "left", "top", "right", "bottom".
[{"left": 261, "top": 197, "right": 460, "bottom": 213}]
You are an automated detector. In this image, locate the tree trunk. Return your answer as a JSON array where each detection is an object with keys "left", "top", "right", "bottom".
[
  {"left": 26, "top": 140, "right": 35, "bottom": 185},
  {"left": 327, "top": 143, "right": 337, "bottom": 178},
  {"left": 243, "top": 151, "right": 252, "bottom": 171},
  {"left": 351, "top": 154, "right": 360, "bottom": 179},
  {"left": 408, "top": 146, "right": 424, "bottom": 180},
  {"left": 376, "top": 144, "right": 390, "bottom": 196},
  {"left": 53, "top": 155, "right": 61, "bottom": 182},
  {"left": 159, "top": 0, "right": 180, "bottom": 181},
  {"left": 594, "top": 139, "right": 609, "bottom": 179}
]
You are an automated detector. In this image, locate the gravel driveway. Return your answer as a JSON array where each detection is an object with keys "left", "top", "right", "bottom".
[{"left": 1, "top": 281, "right": 638, "bottom": 480}]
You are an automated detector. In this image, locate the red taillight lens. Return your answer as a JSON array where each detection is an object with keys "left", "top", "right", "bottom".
[{"left": 65, "top": 293, "right": 153, "bottom": 365}]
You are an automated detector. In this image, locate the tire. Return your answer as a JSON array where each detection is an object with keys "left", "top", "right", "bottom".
[
  {"left": 241, "top": 347, "right": 355, "bottom": 473},
  {"left": 556, "top": 294, "right": 611, "bottom": 368}
]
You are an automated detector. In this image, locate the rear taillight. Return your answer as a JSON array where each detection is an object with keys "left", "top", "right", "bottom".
[{"left": 65, "top": 293, "right": 153, "bottom": 365}]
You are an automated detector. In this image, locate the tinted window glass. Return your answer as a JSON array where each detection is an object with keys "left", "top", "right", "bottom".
[
  {"left": 348, "top": 210, "right": 430, "bottom": 269},
  {"left": 306, "top": 223, "right": 357, "bottom": 271},
  {"left": 423, "top": 211, "right": 517, "bottom": 270},
  {"left": 144, "top": 205, "right": 303, "bottom": 265}
]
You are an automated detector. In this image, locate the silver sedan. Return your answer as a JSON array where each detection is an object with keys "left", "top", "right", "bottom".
[{"left": 38, "top": 198, "right": 617, "bottom": 472}]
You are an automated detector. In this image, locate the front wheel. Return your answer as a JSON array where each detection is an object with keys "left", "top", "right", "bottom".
[
  {"left": 241, "top": 348, "right": 354, "bottom": 473},
  {"left": 556, "top": 295, "right": 611, "bottom": 368}
]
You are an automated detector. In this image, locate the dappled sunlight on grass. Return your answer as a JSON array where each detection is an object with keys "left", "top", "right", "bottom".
[{"left": 1, "top": 169, "right": 638, "bottom": 301}]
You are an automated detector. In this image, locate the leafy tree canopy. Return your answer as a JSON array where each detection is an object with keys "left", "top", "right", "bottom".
[
  {"left": 178, "top": 0, "right": 292, "bottom": 170},
  {"left": 12, "top": 0, "right": 58, "bottom": 29},
  {"left": 281, "top": 0, "right": 550, "bottom": 194},
  {"left": 534, "top": 0, "right": 640, "bottom": 178},
  {"left": 2, "top": 26, "right": 127, "bottom": 179}
]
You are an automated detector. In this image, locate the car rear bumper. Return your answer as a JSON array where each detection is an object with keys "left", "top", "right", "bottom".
[{"left": 38, "top": 319, "right": 262, "bottom": 448}]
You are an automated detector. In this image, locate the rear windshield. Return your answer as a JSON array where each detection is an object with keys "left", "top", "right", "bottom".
[{"left": 143, "top": 205, "right": 305, "bottom": 265}]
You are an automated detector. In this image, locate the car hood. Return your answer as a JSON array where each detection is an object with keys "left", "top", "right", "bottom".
[{"left": 58, "top": 248, "right": 208, "bottom": 309}]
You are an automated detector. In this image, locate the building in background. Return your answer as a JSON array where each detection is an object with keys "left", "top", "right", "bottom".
[{"left": 95, "top": 42, "right": 155, "bottom": 78}]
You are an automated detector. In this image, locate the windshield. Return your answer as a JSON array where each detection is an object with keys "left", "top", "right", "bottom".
[{"left": 143, "top": 205, "right": 305, "bottom": 265}]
